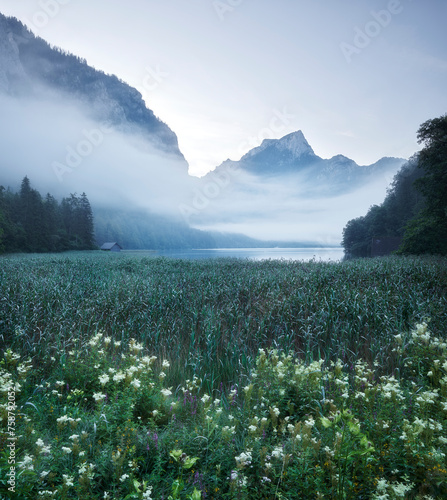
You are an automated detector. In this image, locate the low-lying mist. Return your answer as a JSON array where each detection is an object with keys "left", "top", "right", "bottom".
[
  {"left": 0, "top": 92, "right": 400, "bottom": 246},
  {"left": 0, "top": 93, "right": 192, "bottom": 214},
  {"left": 182, "top": 168, "right": 397, "bottom": 245}
]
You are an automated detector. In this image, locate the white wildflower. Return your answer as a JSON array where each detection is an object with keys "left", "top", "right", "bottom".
[
  {"left": 235, "top": 451, "right": 252, "bottom": 467},
  {"left": 18, "top": 455, "right": 34, "bottom": 470},
  {"left": 93, "top": 392, "right": 106, "bottom": 402},
  {"left": 142, "top": 485, "right": 153, "bottom": 499},
  {"left": 113, "top": 371, "right": 125, "bottom": 383},
  {"left": 304, "top": 416, "right": 315, "bottom": 428},
  {"left": 131, "top": 379, "right": 141, "bottom": 389},
  {"left": 390, "top": 480, "right": 414, "bottom": 497},
  {"left": 271, "top": 446, "right": 284, "bottom": 459},
  {"left": 63, "top": 475, "right": 74, "bottom": 487},
  {"left": 99, "top": 374, "right": 110, "bottom": 386}
]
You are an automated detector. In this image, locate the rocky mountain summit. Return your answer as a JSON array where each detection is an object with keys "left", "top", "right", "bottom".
[{"left": 208, "top": 130, "right": 405, "bottom": 194}]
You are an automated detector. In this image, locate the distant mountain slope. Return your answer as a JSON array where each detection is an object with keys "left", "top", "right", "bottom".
[
  {"left": 208, "top": 130, "right": 405, "bottom": 194},
  {"left": 0, "top": 13, "right": 186, "bottom": 161}
]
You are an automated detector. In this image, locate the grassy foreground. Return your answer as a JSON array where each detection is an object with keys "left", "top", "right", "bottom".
[{"left": 0, "top": 253, "right": 447, "bottom": 499}]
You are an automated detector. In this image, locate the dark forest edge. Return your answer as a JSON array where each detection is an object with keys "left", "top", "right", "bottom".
[
  {"left": 0, "top": 176, "right": 95, "bottom": 253},
  {"left": 342, "top": 114, "right": 447, "bottom": 258}
]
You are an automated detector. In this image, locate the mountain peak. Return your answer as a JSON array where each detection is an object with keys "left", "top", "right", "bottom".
[
  {"left": 275, "top": 130, "right": 315, "bottom": 156},
  {"left": 242, "top": 130, "right": 314, "bottom": 161}
]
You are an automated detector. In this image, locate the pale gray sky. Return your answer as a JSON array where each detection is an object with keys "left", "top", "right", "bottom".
[{"left": 1, "top": 0, "right": 446, "bottom": 176}]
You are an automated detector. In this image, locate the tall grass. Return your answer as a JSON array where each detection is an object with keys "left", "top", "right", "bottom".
[
  {"left": 1, "top": 253, "right": 446, "bottom": 390},
  {"left": 1, "top": 253, "right": 446, "bottom": 499}
]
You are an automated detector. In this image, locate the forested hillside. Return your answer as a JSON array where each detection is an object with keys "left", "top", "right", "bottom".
[
  {"left": 0, "top": 176, "right": 95, "bottom": 253},
  {"left": 342, "top": 157, "right": 425, "bottom": 257},
  {"left": 342, "top": 114, "right": 447, "bottom": 257},
  {"left": 0, "top": 13, "right": 185, "bottom": 161}
]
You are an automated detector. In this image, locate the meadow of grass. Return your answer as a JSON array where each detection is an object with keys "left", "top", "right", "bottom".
[{"left": 0, "top": 253, "right": 446, "bottom": 499}]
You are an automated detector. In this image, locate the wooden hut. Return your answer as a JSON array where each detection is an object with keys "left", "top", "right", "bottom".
[{"left": 100, "top": 242, "right": 122, "bottom": 252}]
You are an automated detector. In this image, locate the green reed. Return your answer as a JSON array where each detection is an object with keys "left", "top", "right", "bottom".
[{"left": 1, "top": 253, "right": 446, "bottom": 391}]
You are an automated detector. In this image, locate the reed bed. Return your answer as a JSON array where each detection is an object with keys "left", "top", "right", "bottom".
[{"left": 0, "top": 253, "right": 446, "bottom": 498}]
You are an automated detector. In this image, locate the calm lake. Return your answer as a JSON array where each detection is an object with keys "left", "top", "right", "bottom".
[{"left": 122, "top": 247, "right": 345, "bottom": 262}]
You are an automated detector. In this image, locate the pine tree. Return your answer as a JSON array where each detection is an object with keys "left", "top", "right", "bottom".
[
  {"left": 78, "top": 192, "right": 95, "bottom": 249},
  {"left": 18, "top": 176, "right": 46, "bottom": 251},
  {"left": 43, "top": 193, "right": 64, "bottom": 252},
  {"left": 61, "top": 194, "right": 80, "bottom": 248}
]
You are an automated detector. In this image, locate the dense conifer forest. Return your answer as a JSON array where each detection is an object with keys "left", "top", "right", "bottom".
[{"left": 0, "top": 176, "right": 95, "bottom": 253}]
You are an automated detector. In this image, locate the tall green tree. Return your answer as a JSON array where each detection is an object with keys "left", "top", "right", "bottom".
[
  {"left": 382, "top": 157, "right": 425, "bottom": 235},
  {"left": 342, "top": 216, "right": 369, "bottom": 258},
  {"left": 0, "top": 203, "right": 5, "bottom": 254},
  {"left": 43, "top": 193, "right": 65, "bottom": 252},
  {"left": 0, "top": 186, "right": 7, "bottom": 253},
  {"left": 78, "top": 192, "right": 95, "bottom": 249},
  {"left": 61, "top": 193, "right": 80, "bottom": 247},
  {"left": 400, "top": 114, "right": 447, "bottom": 255},
  {"left": 60, "top": 192, "right": 96, "bottom": 249},
  {"left": 0, "top": 187, "right": 22, "bottom": 253},
  {"left": 18, "top": 176, "right": 47, "bottom": 251}
]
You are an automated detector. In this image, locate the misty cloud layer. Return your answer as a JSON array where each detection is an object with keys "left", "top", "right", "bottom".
[
  {"left": 0, "top": 91, "right": 401, "bottom": 245},
  {"left": 0, "top": 92, "right": 192, "bottom": 215},
  {"left": 181, "top": 169, "right": 397, "bottom": 245}
]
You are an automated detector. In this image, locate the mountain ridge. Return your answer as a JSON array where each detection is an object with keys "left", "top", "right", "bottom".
[
  {"left": 0, "top": 13, "right": 187, "bottom": 163},
  {"left": 207, "top": 129, "right": 406, "bottom": 193}
]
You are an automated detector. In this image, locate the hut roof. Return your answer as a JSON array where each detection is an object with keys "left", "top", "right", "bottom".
[{"left": 100, "top": 242, "right": 122, "bottom": 250}]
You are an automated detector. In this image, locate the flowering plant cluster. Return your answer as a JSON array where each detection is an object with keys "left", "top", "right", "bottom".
[{"left": 1, "top": 322, "right": 446, "bottom": 499}]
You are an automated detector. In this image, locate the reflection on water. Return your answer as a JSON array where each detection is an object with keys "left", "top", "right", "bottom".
[{"left": 122, "top": 248, "right": 345, "bottom": 262}]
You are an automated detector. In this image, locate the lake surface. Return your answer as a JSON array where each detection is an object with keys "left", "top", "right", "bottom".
[{"left": 122, "top": 247, "right": 345, "bottom": 262}]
